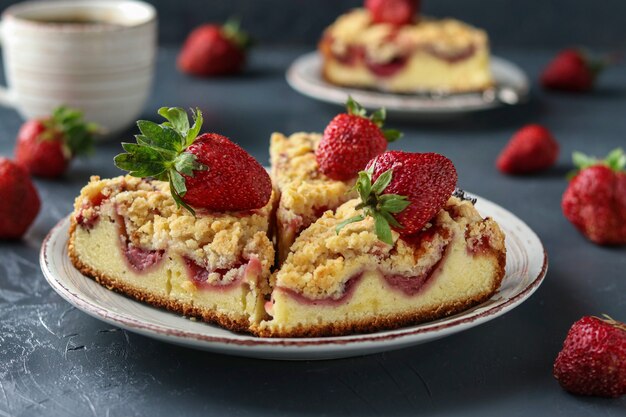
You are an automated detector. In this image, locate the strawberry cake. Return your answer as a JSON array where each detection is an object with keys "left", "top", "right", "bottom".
[
  {"left": 69, "top": 175, "right": 275, "bottom": 332},
  {"left": 319, "top": 1, "right": 494, "bottom": 93},
  {"left": 68, "top": 105, "right": 507, "bottom": 338}
]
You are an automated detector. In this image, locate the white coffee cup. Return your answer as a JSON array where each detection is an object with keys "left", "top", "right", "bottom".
[{"left": 0, "top": 0, "right": 157, "bottom": 135}]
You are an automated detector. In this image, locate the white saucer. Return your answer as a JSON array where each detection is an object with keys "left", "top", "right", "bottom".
[
  {"left": 286, "top": 52, "right": 530, "bottom": 114},
  {"left": 40, "top": 195, "right": 546, "bottom": 360}
]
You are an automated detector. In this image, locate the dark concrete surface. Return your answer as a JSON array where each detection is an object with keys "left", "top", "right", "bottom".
[{"left": 0, "top": 46, "right": 625, "bottom": 416}]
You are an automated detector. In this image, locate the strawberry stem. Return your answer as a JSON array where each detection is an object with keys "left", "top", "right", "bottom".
[
  {"left": 336, "top": 167, "right": 410, "bottom": 245},
  {"left": 43, "top": 106, "right": 98, "bottom": 158},
  {"left": 114, "top": 107, "right": 206, "bottom": 215},
  {"left": 569, "top": 148, "right": 625, "bottom": 179}
]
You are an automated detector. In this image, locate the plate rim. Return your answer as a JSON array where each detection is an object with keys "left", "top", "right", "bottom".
[
  {"left": 286, "top": 51, "right": 530, "bottom": 113},
  {"left": 40, "top": 196, "right": 548, "bottom": 351}
]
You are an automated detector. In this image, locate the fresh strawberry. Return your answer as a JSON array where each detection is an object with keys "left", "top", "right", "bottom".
[
  {"left": 561, "top": 148, "right": 626, "bottom": 245},
  {"left": 553, "top": 315, "right": 626, "bottom": 398},
  {"left": 177, "top": 20, "right": 250, "bottom": 77},
  {"left": 541, "top": 48, "right": 609, "bottom": 92},
  {"left": 365, "top": 0, "right": 419, "bottom": 25},
  {"left": 496, "top": 124, "right": 559, "bottom": 175},
  {"left": 114, "top": 107, "right": 271, "bottom": 214},
  {"left": 0, "top": 158, "right": 41, "bottom": 239},
  {"left": 336, "top": 151, "right": 457, "bottom": 244},
  {"left": 14, "top": 106, "right": 96, "bottom": 178},
  {"left": 316, "top": 97, "right": 401, "bottom": 181}
]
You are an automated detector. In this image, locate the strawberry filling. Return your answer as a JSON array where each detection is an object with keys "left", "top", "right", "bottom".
[
  {"left": 466, "top": 233, "right": 493, "bottom": 255},
  {"left": 75, "top": 192, "right": 107, "bottom": 229},
  {"left": 383, "top": 248, "right": 446, "bottom": 296},
  {"left": 424, "top": 44, "right": 476, "bottom": 63},
  {"left": 183, "top": 256, "right": 261, "bottom": 290},
  {"left": 274, "top": 272, "right": 363, "bottom": 308},
  {"left": 115, "top": 213, "right": 164, "bottom": 272},
  {"left": 366, "top": 55, "right": 408, "bottom": 77}
]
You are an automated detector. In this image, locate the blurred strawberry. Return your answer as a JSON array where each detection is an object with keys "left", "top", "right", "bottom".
[
  {"left": 15, "top": 106, "right": 96, "bottom": 178},
  {"left": 496, "top": 124, "right": 559, "bottom": 175},
  {"left": 561, "top": 148, "right": 626, "bottom": 245},
  {"left": 541, "top": 48, "right": 611, "bottom": 92},
  {"left": 0, "top": 158, "right": 40, "bottom": 239},
  {"left": 365, "top": 0, "right": 419, "bottom": 25},
  {"left": 178, "top": 20, "right": 251, "bottom": 77}
]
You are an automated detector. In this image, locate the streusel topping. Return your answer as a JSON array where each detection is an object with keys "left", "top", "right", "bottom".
[
  {"left": 275, "top": 197, "right": 505, "bottom": 299},
  {"left": 325, "top": 9, "right": 488, "bottom": 62},
  {"left": 74, "top": 176, "right": 275, "bottom": 273},
  {"left": 270, "top": 132, "right": 356, "bottom": 225}
]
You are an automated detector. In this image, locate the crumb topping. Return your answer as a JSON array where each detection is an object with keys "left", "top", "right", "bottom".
[
  {"left": 275, "top": 196, "right": 505, "bottom": 299},
  {"left": 325, "top": 9, "right": 488, "bottom": 62},
  {"left": 270, "top": 132, "right": 356, "bottom": 226},
  {"left": 73, "top": 175, "right": 275, "bottom": 273}
]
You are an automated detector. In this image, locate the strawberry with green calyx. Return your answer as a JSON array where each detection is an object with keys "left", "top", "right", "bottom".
[
  {"left": 562, "top": 148, "right": 626, "bottom": 245},
  {"left": 15, "top": 106, "right": 97, "bottom": 178},
  {"left": 177, "top": 18, "right": 251, "bottom": 77},
  {"left": 336, "top": 151, "right": 458, "bottom": 245},
  {"left": 541, "top": 48, "right": 617, "bottom": 93},
  {"left": 316, "top": 96, "right": 402, "bottom": 181},
  {"left": 114, "top": 107, "right": 272, "bottom": 215}
]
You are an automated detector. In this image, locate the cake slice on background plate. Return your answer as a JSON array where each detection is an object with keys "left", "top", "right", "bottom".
[{"left": 319, "top": 0, "right": 494, "bottom": 93}]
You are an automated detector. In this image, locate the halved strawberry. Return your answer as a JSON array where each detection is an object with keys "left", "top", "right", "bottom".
[{"left": 114, "top": 107, "right": 271, "bottom": 214}]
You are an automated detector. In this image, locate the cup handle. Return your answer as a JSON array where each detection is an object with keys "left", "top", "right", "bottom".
[{"left": 0, "top": 21, "right": 16, "bottom": 108}]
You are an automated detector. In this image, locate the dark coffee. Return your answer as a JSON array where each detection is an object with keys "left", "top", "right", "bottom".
[{"left": 27, "top": 15, "right": 125, "bottom": 27}]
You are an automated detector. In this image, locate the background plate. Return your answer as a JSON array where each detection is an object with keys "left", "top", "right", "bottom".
[
  {"left": 41, "top": 195, "right": 547, "bottom": 360},
  {"left": 286, "top": 52, "right": 530, "bottom": 114}
]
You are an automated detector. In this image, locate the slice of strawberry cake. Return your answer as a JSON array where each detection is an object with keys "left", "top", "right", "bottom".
[
  {"left": 69, "top": 108, "right": 276, "bottom": 332},
  {"left": 258, "top": 151, "right": 506, "bottom": 337}
]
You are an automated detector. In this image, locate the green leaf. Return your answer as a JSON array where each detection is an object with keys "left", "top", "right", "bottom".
[
  {"left": 379, "top": 194, "right": 410, "bottom": 213},
  {"left": 185, "top": 108, "right": 203, "bottom": 148},
  {"left": 158, "top": 107, "right": 190, "bottom": 135},
  {"left": 370, "top": 108, "right": 386, "bottom": 127},
  {"left": 169, "top": 169, "right": 187, "bottom": 196},
  {"left": 383, "top": 129, "right": 402, "bottom": 143},
  {"left": 354, "top": 170, "right": 372, "bottom": 202},
  {"left": 605, "top": 148, "right": 625, "bottom": 171},
  {"left": 372, "top": 212, "right": 393, "bottom": 245},
  {"left": 380, "top": 210, "right": 403, "bottom": 229},
  {"left": 222, "top": 17, "right": 252, "bottom": 49},
  {"left": 115, "top": 143, "right": 168, "bottom": 177},
  {"left": 137, "top": 120, "right": 181, "bottom": 153},
  {"left": 370, "top": 168, "right": 393, "bottom": 195},
  {"left": 169, "top": 176, "right": 196, "bottom": 216},
  {"left": 335, "top": 215, "right": 364, "bottom": 235},
  {"left": 572, "top": 151, "right": 597, "bottom": 170},
  {"left": 174, "top": 152, "right": 206, "bottom": 176},
  {"left": 346, "top": 96, "right": 367, "bottom": 117}
]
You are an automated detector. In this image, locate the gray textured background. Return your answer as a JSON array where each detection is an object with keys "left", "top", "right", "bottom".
[{"left": 0, "top": 1, "right": 625, "bottom": 416}]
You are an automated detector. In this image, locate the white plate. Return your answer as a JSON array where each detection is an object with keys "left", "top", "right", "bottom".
[
  {"left": 40, "top": 195, "right": 547, "bottom": 360},
  {"left": 286, "top": 51, "right": 530, "bottom": 114}
]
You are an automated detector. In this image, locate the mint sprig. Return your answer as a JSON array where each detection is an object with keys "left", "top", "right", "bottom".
[
  {"left": 114, "top": 107, "right": 206, "bottom": 215},
  {"left": 43, "top": 106, "right": 98, "bottom": 158},
  {"left": 335, "top": 167, "right": 410, "bottom": 245},
  {"left": 568, "top": 148, "right": 625, "bottom": 179},
  {"left": 345, "top": 96, "right": 402, "bottom": 143}
]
